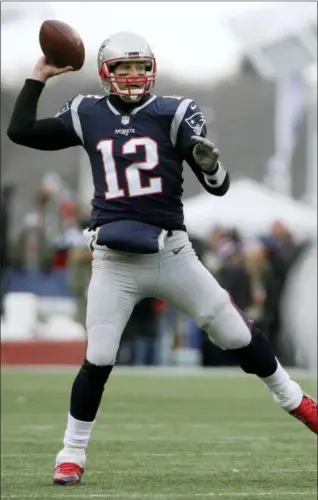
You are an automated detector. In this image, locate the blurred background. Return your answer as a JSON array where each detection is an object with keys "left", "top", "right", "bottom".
[{"left": 1, "top": 2, "right": 317, "bottom": 371}]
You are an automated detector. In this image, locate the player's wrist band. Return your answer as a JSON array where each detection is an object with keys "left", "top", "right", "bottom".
[{"left": 203, "top": 162, "right": 227, "bottom": 187}]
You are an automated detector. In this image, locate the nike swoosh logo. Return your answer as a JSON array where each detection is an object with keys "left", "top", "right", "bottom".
[{"left": 172, "top": 245, "right": 185, "bottom": 255}]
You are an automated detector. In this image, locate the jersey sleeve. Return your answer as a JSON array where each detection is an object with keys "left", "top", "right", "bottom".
[
  {"left": 55, "top": 95, "right": 85, "bottom": 144},
  {"left": 171, "top": 99, "right": 207, "bottom": 156},
  {"left": 7, "top": 79, "right": 81, "bottom": 151},
  {"left": 170, "top": 98, "right": 230, "bottom": 197}
]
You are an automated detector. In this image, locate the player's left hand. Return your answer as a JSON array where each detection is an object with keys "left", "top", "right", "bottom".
[{"left": 191, "top": 135, "right": 220, "bottom": 174}]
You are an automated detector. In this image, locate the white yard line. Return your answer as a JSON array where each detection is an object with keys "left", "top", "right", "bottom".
[
  {"left": 2, "top": 422, "right": 316, "bottom": 434},
  {"left": 1, "top": 491, "right": 316, "bottom": 499},
  {"left": 1, "top": 366, "right": 315, "bottom": 379},
  {"left": 2, "top": 468, "right": 317, "bottom": 477},
  {"left": 1, "top": 452, "right": 252, "bottom": 459},
  {"left": 1, "top": 435, "right": 271, "bottom": 444}
]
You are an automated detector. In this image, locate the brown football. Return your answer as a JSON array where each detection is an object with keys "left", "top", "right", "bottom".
[{"left": 39, "top": 20, "right": 85, "bottom": 71}]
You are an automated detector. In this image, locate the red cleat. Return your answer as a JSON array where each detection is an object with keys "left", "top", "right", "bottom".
[
  {"left": 53, "top": 462, "right": 84, "bottom": 486},
  {"left": 289, "top": 395, "right": 318, "bottom": 434}
]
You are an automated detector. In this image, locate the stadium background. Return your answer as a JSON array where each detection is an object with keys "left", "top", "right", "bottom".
[{"left": 1, "top": 2, "right": 317, "bottom": 371}]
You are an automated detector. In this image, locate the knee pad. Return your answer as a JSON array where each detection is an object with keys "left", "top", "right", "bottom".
[
  {"left": 229, "top": 323, "right": 277, "bottom": 378},
  {"left": 81, "top": 358, "right": 113, "bottom": 386},
  {"left": 201, "top": 298, "right": 252, "bottom": 350},
  {"left": 70, "top": 360, "right": 113, "bottom": 420},
  {"left": 86, "top": 322, "right": 120, "bottom": 366}
]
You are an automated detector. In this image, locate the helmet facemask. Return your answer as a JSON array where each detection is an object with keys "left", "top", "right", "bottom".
[{"left": 99, "top": 56, "right": 156, "bottom": 102}]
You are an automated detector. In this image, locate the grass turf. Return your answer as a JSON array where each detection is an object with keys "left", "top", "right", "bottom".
[{"left": 1, "top": 368, "right": 317, "bottom": 499}]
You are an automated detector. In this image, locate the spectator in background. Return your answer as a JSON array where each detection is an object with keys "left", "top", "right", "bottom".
[
  {"left": 244, "top": 240, "right": 280, "bottom": 353},
  {"left": 263, "top": 220, "right": 298, "bottom": 286},
  {"left": 201, "top": 228, "right": 251, "bottom": 367},
  {"left": 54, "top": 200, "right": 83, "bottom": 270},
  {"left": 67, "top": 246, "right": 91, "bottom": 327},
  {"left": 119, "top": 298, "right": 160, "bottom": 366},
  {"left": 216, "top": 235, "right": 251, "bottom": 312},
  {"left": 202, "top": 226, "right": 224, "bottom": 275},
  {"left": 258, "top": 220, "right": 300, "bottom": 358},
  {"left": 57, "top": 204, "right": 92, "bottom": 327},
  {"left": 9, "top": 186, "right": 57, "bottom": 273}
]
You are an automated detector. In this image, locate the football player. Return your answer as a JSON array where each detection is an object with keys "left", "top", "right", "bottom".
[{"left": 8, "top": 32, "right": 318, "bottom": 486}]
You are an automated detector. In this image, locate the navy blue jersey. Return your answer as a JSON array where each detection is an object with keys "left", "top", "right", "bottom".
[{"left": 56, "top": 94, "right": 208, "bottom": 230}]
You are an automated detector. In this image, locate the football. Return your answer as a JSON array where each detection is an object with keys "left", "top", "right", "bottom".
[{"left": 39, "top": 20, "right": 85, "bottom": 71}]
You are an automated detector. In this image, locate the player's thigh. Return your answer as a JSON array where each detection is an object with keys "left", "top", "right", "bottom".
[
  {"left": 159, "top": 245, "right": 251, "bottom": 349},
  {"left": 86, "top": 248, "right": 141, "bottom": 365},
  {"left": 159, "top": 244, "right": 225, "bottom": 322}
]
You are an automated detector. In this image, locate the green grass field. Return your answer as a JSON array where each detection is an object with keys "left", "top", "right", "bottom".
[{"left": 1, "top": 368, "right": 317, "bottom": 500}]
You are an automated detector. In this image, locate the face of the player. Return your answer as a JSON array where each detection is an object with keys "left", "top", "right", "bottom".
[{"left": 113, "top": 62, "right": 147, "bottom": 92}]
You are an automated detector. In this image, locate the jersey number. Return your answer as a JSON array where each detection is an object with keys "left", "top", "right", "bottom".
[{"left": 96, "top": 137, "right": 162, "bottom": 200}]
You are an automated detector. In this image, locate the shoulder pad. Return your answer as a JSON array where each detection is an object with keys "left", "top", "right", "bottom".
[
  {"left": 70, "top": 94, "right": 105, "bottom": 115},
  {"left": 84, "top": 94, "right": 104, "bottom": 100},
  {"left": 80, "top": 94, "right": 104, "bottom": 108},
  {"left": 55, "top": 94, "right": 82, "bottom": 117},
  {"left": 56, "top": 93, "right": 105, "bottom": 118},
  {"left": 155, "top": 95, "right": 194, "bottom": 116},
  {"left": 161, "top": 95, "right": 185, "bottom": 100}
]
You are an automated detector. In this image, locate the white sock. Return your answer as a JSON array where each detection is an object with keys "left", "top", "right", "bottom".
[
  {"left": 63, "top": 412, "right": 95, "bottom": 450},
  {"left": 261, "top": 360, "right": 303, "bottom": 411}
]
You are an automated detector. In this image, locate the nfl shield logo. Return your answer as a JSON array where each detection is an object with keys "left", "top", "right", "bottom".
[{"left": 121, "top": 115, "right": 130, "bottom": 125}]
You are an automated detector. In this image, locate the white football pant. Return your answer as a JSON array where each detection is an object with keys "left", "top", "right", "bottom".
[{"left": 86, "top": 231, "right": 252, "bottom": 366}]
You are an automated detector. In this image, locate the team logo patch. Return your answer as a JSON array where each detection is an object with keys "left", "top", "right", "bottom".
[
  {"left": 185, "top": 112, "right": 206, "bottom": 136},
  {"left": 121, "top": 115, "right": 130, "bottom": 125}
]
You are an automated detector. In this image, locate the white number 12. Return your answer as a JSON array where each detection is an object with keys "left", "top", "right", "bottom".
[{"left": 96, "top": 137, "right": 162, "bottom": 200}]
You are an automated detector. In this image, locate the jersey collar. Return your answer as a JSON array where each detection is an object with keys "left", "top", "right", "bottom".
[{"left": 106, "top": 95, "right": 157, "bottom": 116}]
